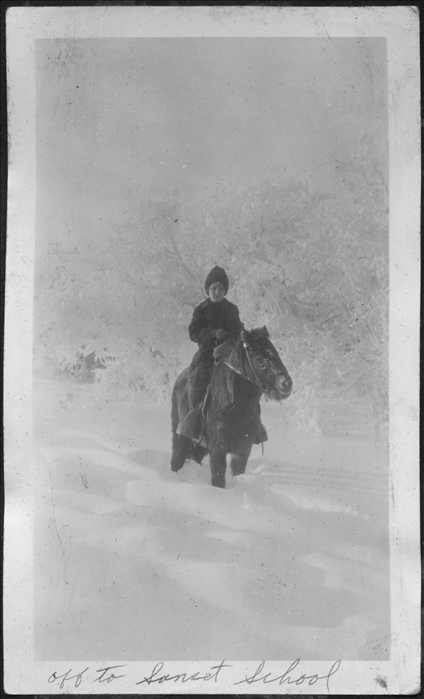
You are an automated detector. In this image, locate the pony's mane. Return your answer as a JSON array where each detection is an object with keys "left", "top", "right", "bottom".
[
  {"left": 243, "top": 326, "right": 270, "bottom": 342},
  {"left": 210, "top": 360, "right": 236, "bottom": 410},
  {"left": 206, "top": 327, "right": 271, "bottom": 411}
]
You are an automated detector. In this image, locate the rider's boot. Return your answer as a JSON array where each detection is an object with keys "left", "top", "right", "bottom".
[
  {"left": 176, "top": 405, "right": 202, "bottom": 440},
  {"left": 176, "top": 373, "right": 204, "bottom": 440}
]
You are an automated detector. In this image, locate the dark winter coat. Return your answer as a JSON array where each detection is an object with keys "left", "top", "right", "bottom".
[{"left": 188, "top": 297, "right": 243, "bottom": 370}]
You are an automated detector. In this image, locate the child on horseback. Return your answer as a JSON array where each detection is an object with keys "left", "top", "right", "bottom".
[{"left": 177, "top": 265, "right": 267, "bottom": 444}]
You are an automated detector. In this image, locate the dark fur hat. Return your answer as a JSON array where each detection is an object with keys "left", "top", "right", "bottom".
[{"left": 204, "top": 266, "right": 229, "bottom": 295}]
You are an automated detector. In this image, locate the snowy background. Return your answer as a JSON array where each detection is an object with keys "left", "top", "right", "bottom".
[{"left": 33, "top": 37, "right": 390, "bottom": 661}]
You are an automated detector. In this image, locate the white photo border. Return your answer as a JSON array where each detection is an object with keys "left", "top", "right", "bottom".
[{"left": 4, "top": 5, "right": 421, "bottom": 695}]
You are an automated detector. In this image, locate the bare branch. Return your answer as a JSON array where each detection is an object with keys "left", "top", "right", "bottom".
[
  {"left": 261, "top": 284, "right": 286, "bottom": 319},
  {"left": 320, "top": 307, "right": 355, "bottom": 326},
  {"left": 168, "top": 230, "right": 204, "bottom": 293}
]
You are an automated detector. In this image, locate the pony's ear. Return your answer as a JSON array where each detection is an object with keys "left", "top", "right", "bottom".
[
  {"left": 259, "top": 325, "right": 269, "bottom": 338},
  {"left": 240, "top": 328, "right": 248, "bottom": 343}
]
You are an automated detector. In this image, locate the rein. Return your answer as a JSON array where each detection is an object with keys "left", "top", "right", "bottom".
[{"left": 220, "top": 343, "right": 268, "bottom": 393}]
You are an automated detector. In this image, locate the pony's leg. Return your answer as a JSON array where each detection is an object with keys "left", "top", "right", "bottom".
[
  {"left": 170, "top": 433, "right": 191, "bottom": 472},
  {"left": 229, "top": 441, "right": 252, "bottom": 476},
  {"left": 189, "top": 443, "right": 208, "bottom": 465},
  {"left": 209, "top": 449, "right": 227, "bottom": 488}
]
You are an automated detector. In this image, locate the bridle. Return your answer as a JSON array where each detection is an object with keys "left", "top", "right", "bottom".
[
  {"left": 219, "top": 342, "right": 269, "bottom": 393},
  {"left": 243, "top": 342, "right": 270, "bottom": 393}
]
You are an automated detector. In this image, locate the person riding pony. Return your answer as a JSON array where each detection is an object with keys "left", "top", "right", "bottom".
[{"left": 177, "top": 265, "right": 267, "bottom": 444}]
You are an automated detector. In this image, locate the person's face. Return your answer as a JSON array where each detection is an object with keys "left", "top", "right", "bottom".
[{"left": 208, "top": 281, "right": 226, "bottom": 303}]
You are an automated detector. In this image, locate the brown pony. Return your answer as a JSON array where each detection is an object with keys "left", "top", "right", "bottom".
[{"left": 171, "top": 327, "right": 292, "bottom": 488}]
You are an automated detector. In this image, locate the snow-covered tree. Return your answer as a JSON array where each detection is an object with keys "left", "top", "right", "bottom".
[{"left": 34, "top": 132, "right": 388, "bottom": 426}]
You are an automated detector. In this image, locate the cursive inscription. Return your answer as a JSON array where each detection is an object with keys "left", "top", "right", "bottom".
[
  {"left": 48, "top": 667, "right": 89, "bottom": 689},
  {"left": 47, "top": 658, "right": 341, "bottom": 692},
  {"left": 136, "top": 659, "right": 232, "bottom": 685},
  {"left": 234, "top": 659, "right": 341, "bottom": 693},
  {"left": 93, "top": 664, "right": 127, "bottom": 683}
]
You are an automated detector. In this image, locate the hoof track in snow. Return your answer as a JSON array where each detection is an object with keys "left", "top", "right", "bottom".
[{"left": 127, "top": 447, "right": 170, "bottom": 470}]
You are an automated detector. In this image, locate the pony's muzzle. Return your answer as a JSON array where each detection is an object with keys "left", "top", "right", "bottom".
[{"left": 278, "top": 376, "right": 292, "bottom": 396}]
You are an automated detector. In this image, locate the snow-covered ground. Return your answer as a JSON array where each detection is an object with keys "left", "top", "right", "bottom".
[{"left": 33, "top": 379, "right": 389, "bottom": 662}]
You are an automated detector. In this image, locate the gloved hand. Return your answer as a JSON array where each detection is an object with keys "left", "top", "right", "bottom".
[
  {"left": 214, "top": 328, "right": 228, "bottom": 341},
  {"left": 213, "top": 340, "right": 233, "bottom": 361}
]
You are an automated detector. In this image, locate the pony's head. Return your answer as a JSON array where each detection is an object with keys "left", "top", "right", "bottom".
[{"left": 240, "top": 326, "right": 292, "bottom": 401}]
